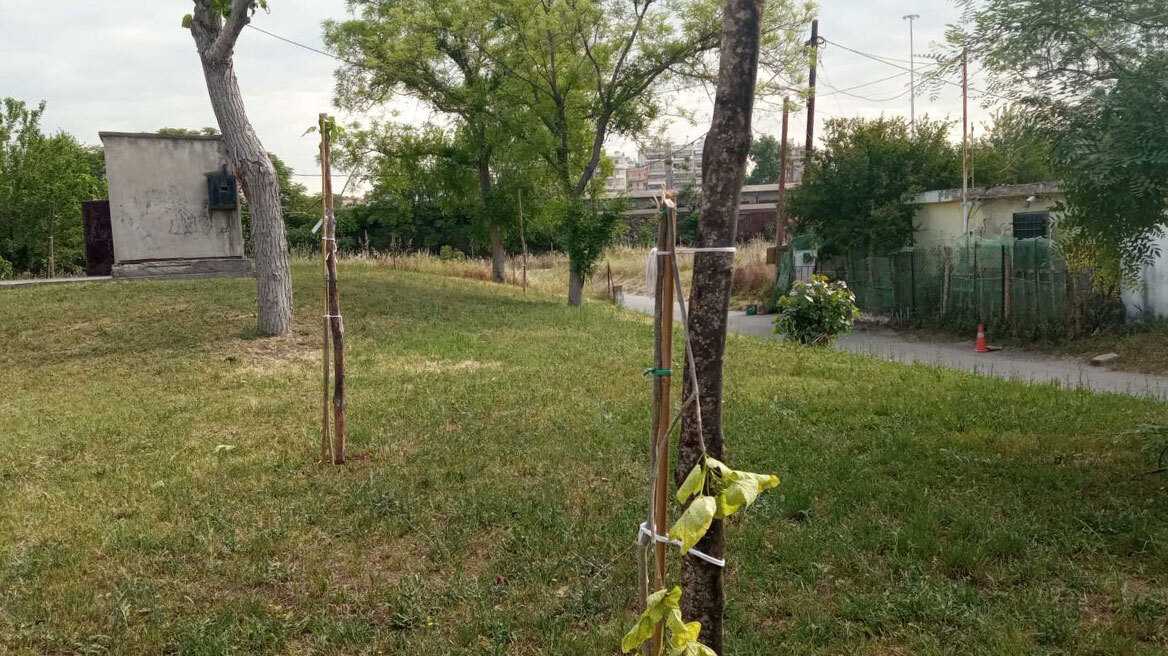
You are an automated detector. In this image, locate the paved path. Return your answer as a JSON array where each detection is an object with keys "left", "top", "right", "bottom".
[
  {"left": 621, "top": 293, "right": 1168, "bottom": 400},
  {"left": 0, "top": 275, "right": 111, "bottom": 289}
]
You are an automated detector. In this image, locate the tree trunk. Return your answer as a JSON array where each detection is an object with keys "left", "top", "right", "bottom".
[
  {"left": 191, "top": 1, "right": 293, "bottom": 337},
  {"left": 478, "top": 155, "right": 505, "bottom": 284},
  {"left": 568, "top": 265, "right": 585, "bottom": 306},
  {"left": 675, "top": 0, "right": 764, "bottom": 652}
]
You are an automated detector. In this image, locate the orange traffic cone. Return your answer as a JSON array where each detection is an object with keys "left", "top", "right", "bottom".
[{"left": 975, "top": 324, "right": 989, "bottom": 353}]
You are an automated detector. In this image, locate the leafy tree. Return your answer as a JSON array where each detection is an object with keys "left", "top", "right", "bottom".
[
  {"left": 488, "top": 0, "right": 814, "bottom": 305},
  {"left": 185, "top": 0, "right": 293, "bottom": 337},
  {"left": 745, "top": 134, "right": 782, "bottom": 185},
  {"left": 788, "top": 116, "right": 959, "bottom": 257},
  {"left": 0, "top": 98, "right": 105, "bottom": 275},
  {"left": 967, "top": 107, "right": 1054, "bottom": 187},
  {"left": 325, "top": 0, "right": 513, "bottom": 283},
  {"left": 947, "top": 0, "right": 1168, "bottom": 273}
]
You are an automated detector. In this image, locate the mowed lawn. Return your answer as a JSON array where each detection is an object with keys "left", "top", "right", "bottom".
[{"left": 2, "top": 261, "right": 1168, "bottom": 655}]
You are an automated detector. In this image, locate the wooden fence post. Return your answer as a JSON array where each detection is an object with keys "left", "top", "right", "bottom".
[
  {"left": 1003, "top": 245, "right": 1013, "bottom": 324},
  {"left": 942, "top": 246, "right": 952, "bottom": 317}
]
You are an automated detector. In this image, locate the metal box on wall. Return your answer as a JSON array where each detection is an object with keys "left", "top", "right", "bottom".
[{"left": 207, "top": 169, "right": 238, "bottom": 210}]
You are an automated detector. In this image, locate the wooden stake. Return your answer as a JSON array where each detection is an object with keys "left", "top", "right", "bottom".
[
  {"left": 518, "top": 189, "right": 528, "bottom": 293},
  {"left": 319, "top": 132, "right": 332, "bottom": 464},
  {"left": 320, "top": 113, "right": 347, "bottom": 465},
  {"left": 648, "top": 190, "right": 677, "bottom": 655}
]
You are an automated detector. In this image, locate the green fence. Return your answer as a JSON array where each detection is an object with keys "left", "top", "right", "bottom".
[{"left": 844, "top": 236, "right": 1076, "bottom": 326}]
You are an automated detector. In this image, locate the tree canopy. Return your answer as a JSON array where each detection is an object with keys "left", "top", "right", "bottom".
[
  {"left": 0, "top": 98, "right": 105, "bottom": 276},
  {"left": 947, "top": 0, "right": 1168, "bottom": 273},
  {"left": 788, "top": 116, "right": 959, "bottom": 257}
]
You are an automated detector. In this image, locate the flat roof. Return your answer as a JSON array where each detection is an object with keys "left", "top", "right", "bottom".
[
  {"left": 911, "top": 182, "right": 1062, "bottom": 205},
  {"left": 99, "top": 131, "right": 224, "bottom": 142}
]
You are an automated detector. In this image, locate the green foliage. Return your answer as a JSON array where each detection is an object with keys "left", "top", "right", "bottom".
[
  {"left": 772, "top": 274, "right": 859, "bottom": 346},
  {"left": 157, "top": 126, "right": 220, "bottom": 137},
  {"left": 968, "top": 108, "right": 1055, "bottom": 187},
  {"left": 788, "top": 117, "right": 959, "bottom": 257},
  {"left": 947, "top": 0, "right": 1168, "bottom": 274},
  {"left": 620, "top": 587, "right": 714, "bottom": 656},
  {"left": 559, "top": 197, "right": 623, "bottom": 277},
  {"left": 0, "top": 98, "right": 105, "bottom": 275},
  {"left": 438, "top": 245, "right": 466, "bottom": 262},
  {"left": 0, "top": 255, "right": 13, "bottom": 280},
  {"left": 745, "top": 134, "right": 784, "bottom": 185}
]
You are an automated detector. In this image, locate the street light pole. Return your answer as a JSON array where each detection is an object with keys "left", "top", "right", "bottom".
[{"left": 903, "top": 14, "right": 920, "bottom": 135}]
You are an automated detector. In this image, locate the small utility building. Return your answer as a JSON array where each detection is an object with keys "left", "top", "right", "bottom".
[
  {"left": 911, "top": 182, "right": 1063, "bottom": 247},
  {"left": 100, "top": 132, "right": 251, "bottom": 279}
]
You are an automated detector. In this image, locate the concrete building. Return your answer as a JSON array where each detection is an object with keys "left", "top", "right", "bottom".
[
  {"left": 1123, "top": 233, "right": 1168, "bottom": 318},
  {"left": 605, "top": 153, "right": 636, "bottom": 192},
  {"left": 641, "top": 136, "right": 705, "bottom": 191},
  {"left": 626, "top": 166, "right": 649, "bottom": 191},
  {"left": 910, "top": 182, "right": 1064, "bottom": 247},
  {"left": 100, "top": 132, "right": 251, "bottom": 279},
  {"left": 607, "top": 182, "right": 794, "bottom": 241}
]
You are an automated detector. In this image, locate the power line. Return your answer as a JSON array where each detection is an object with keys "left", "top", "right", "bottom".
[
  {"left": 245, "top": 24, "right": 363, "bottom": 68},
  {"left": 822, "top": 38, "right": 1011, "bottom": 102}
]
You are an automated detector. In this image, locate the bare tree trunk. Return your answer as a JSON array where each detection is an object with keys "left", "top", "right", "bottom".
[
  {"left": 190, "top": 0, "right": 292, "bottom": 337},
  {"left": 568, "top": 266, "right": 585, "bottom": 306},
  {"left": 675, "top": 0, "right": 764, "bottom": 652},
  {"left": 477, "top": 156, "right": 506, "bottom": 284}
]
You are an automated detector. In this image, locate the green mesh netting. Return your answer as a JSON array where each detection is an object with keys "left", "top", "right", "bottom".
[{"left": 845, "top": 236, "right": 1069, "bottom": 324}]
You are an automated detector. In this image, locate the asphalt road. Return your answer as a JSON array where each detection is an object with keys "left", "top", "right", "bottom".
[{"left": 620, "top": 293, "right": 1168, "bottom": 400}]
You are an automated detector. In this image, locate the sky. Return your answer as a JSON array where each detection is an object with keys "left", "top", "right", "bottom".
[{"left": 0, "top": 0, "right": 992, "bottom": 194}]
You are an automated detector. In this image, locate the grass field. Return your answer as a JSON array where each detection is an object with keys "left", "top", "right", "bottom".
[{"left": 2, "top": 261, "right": 1168, "bottom": 655}]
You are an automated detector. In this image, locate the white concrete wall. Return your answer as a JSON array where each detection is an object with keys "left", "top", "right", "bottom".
[
  {"left": 1122, "top": 231, "right": 1168, "bottom": 318},
  {"left": 101, "top": 133, "right": 244, "bottom": 263}
]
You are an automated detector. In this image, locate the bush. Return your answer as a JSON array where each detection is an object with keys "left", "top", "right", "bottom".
[
  {"left": 0, "top": 256, "right": 12, "bottom": 280},
  {"left": 439, "top": 245, "right": 467, "bottom": 262},
  {"left": 773, "top": 274, "right": 859, "bottom": 345}
]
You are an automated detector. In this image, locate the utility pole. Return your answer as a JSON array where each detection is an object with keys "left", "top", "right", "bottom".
[
  {"left": 804, "top": 18, "right": 820, "bottom": 167},
  {"left": 962, "top": 48, "right": 970, "bottom": 234},
  {"left": 903, "top": 14, "right": 920, "bottom": 135},
  {"left": 775, "top": 97, "right": 790, "bottom": 278},
  {"left": 665, "top": 144, "right": 675, "bottom": 192}
]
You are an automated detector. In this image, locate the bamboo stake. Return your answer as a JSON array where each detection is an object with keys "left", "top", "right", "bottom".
[{"left": 320, "top": 113, "right": 347, "bottom": 465}]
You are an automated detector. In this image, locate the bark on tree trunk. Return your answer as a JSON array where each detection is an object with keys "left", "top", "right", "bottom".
[
  {"left": 191, "top": 1, "right": 293, "bottom": 337},
  {"left": 675, "top": 1, "right": 764, "bottom": 652},
  {"left": 478, "top": 156, "right": 505, "bottom": 284},
  {"left": 568, "top": 265, "right": 585, "bottom": 306}
]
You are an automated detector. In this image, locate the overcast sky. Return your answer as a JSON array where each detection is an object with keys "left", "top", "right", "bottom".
[{"left": 0, "top": 0, "right": 990, "bottom": 194}]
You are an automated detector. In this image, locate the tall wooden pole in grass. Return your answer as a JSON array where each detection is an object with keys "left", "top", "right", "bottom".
[
  {"left": 320, "top": 113, "right": 347, "bottom": 465},
  {"left": 775, "top": 97, "right": 790, "bottom": 278},
  {"left": 677, "top": 0, "right": 763, "bottom": 650},
  {"left": 647, "top": 190, "right": 677, "bottom": 655},
  {"left": 518, "top": 189, "right": 528, "bottom": 293}
]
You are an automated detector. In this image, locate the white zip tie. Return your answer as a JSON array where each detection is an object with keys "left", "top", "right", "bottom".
[
  {"left": 323, "top": 315, "right": 342, "bottom": 319},
  {"left": 636, "top": 522, "right": 726, "bottom": 568}
]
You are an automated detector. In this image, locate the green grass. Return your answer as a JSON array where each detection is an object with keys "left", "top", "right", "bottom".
[{"left": 2, "top": 260, "right": 1168, "bottom": 655}]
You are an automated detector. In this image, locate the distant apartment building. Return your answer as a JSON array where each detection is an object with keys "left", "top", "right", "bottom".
[
  {"left": 605, "top": 153, "right": 636, "bottom": 192},
  {"left": 641, "top": 136, "right": 705, "bottom": 191},
  {"left": 626, "top": 165, "right": 649, "bottom": 191}
]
